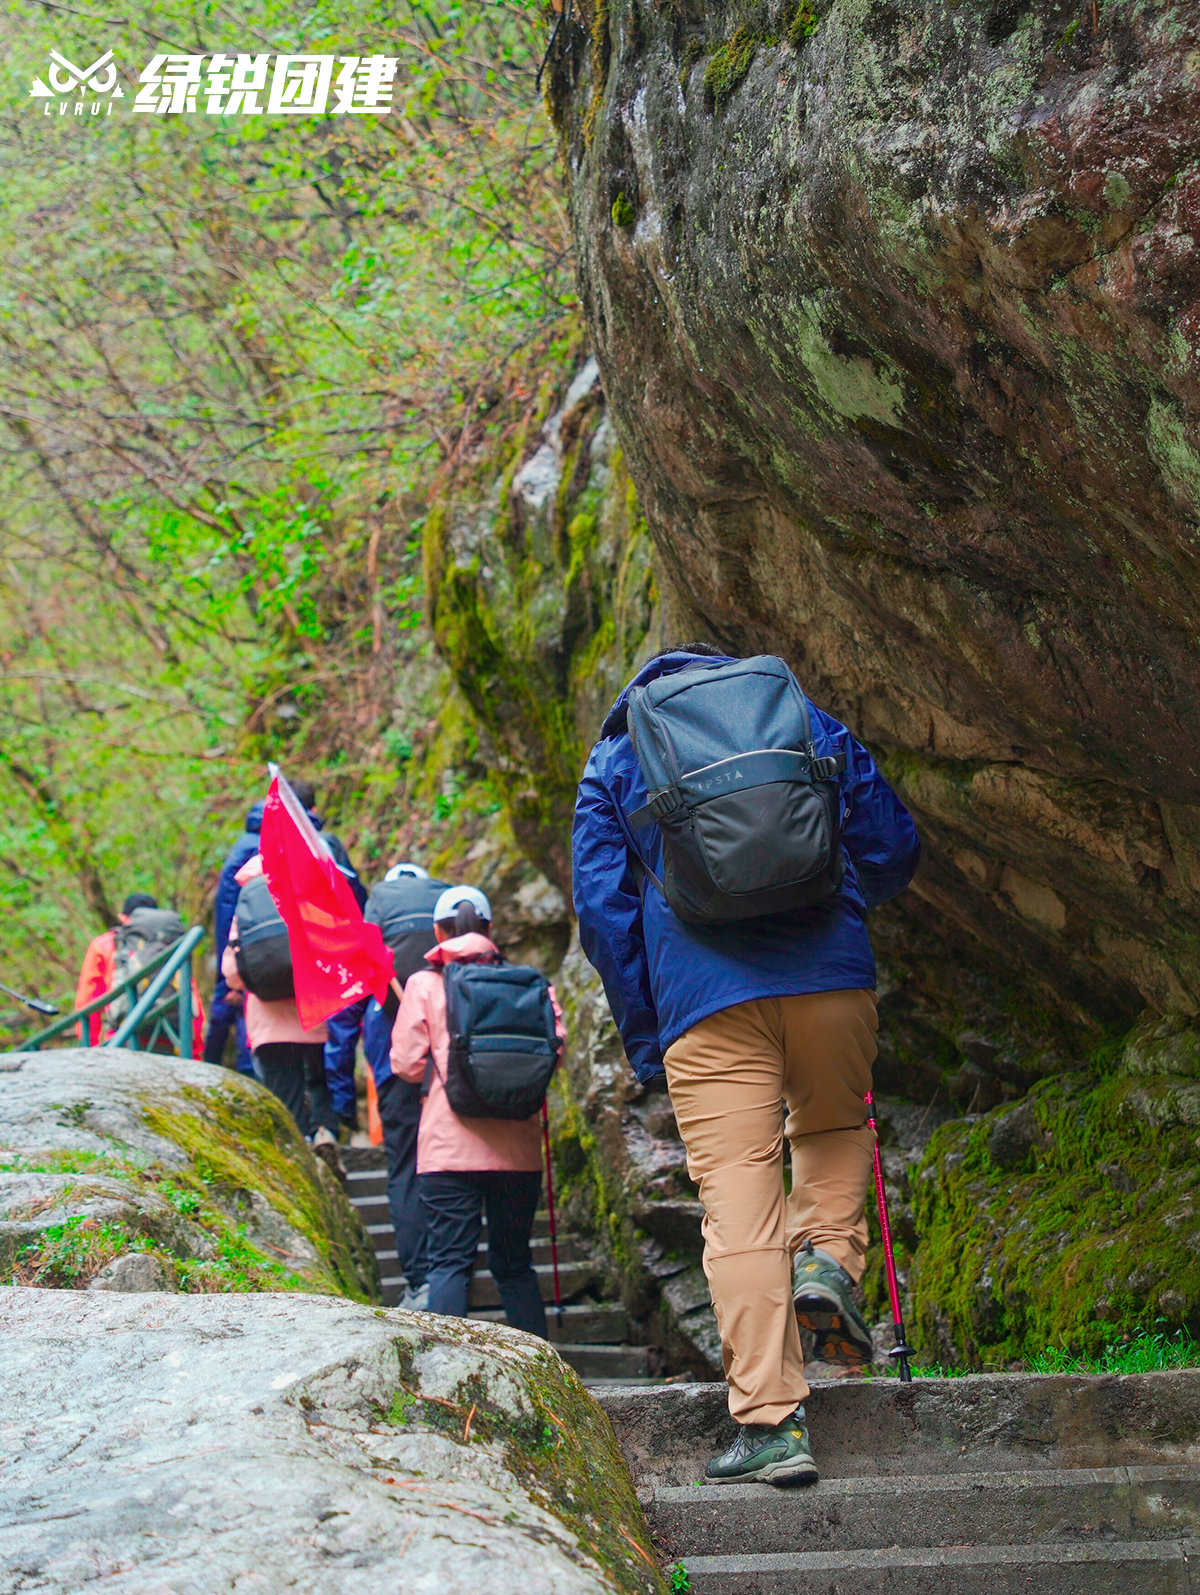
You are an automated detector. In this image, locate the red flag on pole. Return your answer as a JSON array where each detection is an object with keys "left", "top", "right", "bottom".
[{"left": 259, "top": 765, "right": 393, "bottom": 1032}]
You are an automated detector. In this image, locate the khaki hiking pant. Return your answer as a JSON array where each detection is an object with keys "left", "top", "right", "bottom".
[{"left": 663, "top": 990, "right": 878, "bottom": 1428}]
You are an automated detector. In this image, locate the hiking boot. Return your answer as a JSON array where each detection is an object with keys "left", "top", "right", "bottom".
[
  {"left": 792, "top": 1243, "right": 874, "bottom": 1371},
  {"left": 311, "top": 1126, "right": 347, "bottom": 1186},
  {"left": 399, "top": 1283, "right": 430, "bottom": 1312},
  {"left": 704, "top": 1407, "right": 818, "bottom": 1486}
]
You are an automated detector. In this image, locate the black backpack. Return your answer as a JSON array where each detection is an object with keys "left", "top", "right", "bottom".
[
  {"left": 625, "top": 655, "right": 846, "bottom": 926},
  {"left": 105, "top": 908, "right": 184, "bottom": 1028},
  {"left": 365, "top": 875, "right": 447, "bottom": 987},
  {"left": 233, "top": 875, "right": 294, "bottom": 1002},
  {"left": 441, "top": 960, "right": 559, "bottom": 1121}
]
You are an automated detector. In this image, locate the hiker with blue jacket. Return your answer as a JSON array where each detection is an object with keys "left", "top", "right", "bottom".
[{"left": 573, "top": 645, "right": 920, "bottom": 1486}]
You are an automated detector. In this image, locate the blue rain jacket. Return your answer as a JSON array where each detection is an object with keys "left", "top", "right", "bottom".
[
  {"left": 572, "top": 653, "right": 921, "bottom": 1083},
  {"left": 324, "top": 995, "right": 369, "bottom": 1125}
]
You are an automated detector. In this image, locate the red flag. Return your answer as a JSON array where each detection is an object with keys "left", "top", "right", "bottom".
[{"left": 259, "top": 766, "right": 393, "bottom": 1031}]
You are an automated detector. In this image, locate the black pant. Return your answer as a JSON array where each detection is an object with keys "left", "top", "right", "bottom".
[
  {"left": 420, "top": 1170, "right": 546, "bottom": 1338},
  {"left": 255, "top": 1043, "right": 327, "bottom": 1138},
  {"left": 376, "top": 1072, "right": 428, "bottom": 1290}
]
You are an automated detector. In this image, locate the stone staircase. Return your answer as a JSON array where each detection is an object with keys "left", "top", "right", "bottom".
[
  {"left": 343, "top": 1147, "right": 650, "bottom": 1384},
  {"left": 597, "top": 1372, "right": 1200, "bottom": 1592}
]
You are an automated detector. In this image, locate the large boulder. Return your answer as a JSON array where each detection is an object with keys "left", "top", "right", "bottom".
[
  {"left": 546, "top": 0, "right": 1200, "bottom": 1033},
  {"left": 0, "top": 1288, "right": 665, "bottom": 1594},
  {"left": 0, "top": 1049, "right": 378, "bottom": 1300}
]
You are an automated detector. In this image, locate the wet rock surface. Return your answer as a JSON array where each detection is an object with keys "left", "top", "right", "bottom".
[
  {"left": 0, "top": 1048, "right": 377, "bottom": 1300},
  {"left": 549, "top": 0, "right": 1200, "bottom": 1032},
  {"left": 0, "top": 1289, "right": 664, "bottom": 1594}
]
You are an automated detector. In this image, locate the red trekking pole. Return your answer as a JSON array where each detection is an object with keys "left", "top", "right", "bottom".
[
  {"left": 865, "top": 1090, "right": 915, "bottom": 1381},
  {"left": 540, "top": 1103, "right": 563, "bottom": 1327}
]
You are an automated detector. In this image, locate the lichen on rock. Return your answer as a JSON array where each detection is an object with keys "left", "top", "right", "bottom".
[{"left": 1, "top": 1288, "right": 666, "bottom": 1594}]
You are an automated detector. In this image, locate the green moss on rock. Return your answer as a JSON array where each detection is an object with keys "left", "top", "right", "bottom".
[{"left": 909, "top": 1034, "right": 1200, "bottom": 1366}]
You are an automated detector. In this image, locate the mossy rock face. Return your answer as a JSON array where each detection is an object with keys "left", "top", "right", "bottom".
[
  {"left": 909, "top": 1020, "right": 1200, "bottom": 1366},
  {"left": 424, "top": 347, "right": 664, "bottom": 898},
  {"left": 0, "top": 1048, "right": 380, "bottom": 1301}
]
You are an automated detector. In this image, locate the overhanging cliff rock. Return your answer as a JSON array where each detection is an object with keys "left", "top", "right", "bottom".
[{"left": 547, "top": 0, "right": 1200, "bottom": 1031}]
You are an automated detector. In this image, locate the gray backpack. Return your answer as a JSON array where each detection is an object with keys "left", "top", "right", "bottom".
[
  {"left": 105, "top": 907, "right": 184, "bottom": 1028},
  {"left": 625, "top": 655, "right": 845, "bottom": 925},
  {"left": 233, "top": 875, "right": 294, "bottom": 1002}
]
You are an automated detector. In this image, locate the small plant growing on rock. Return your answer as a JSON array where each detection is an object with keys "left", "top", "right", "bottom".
[
  {"left": 611, "top": 191, "right": 636, "bottom": 229},
  {"left": 787, "top": 2, "right": 819, "bottom": 45},
  {"left": 669, "top": 1564, "right": 690, "bottom": 1592},
  {"left": 703, "top": 25, "right": 759, "bottom": 109}
]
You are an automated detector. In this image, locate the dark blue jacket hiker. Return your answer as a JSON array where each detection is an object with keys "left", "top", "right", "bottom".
[{"left": 572, "top": 645, "right": 920, "bottom": 1485}]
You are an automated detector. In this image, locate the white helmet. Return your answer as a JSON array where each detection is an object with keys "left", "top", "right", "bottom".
[
  {"left": 433, "top": 885, "right": 492, "bottom": 924},
  {"left": 384, "top": 861, "right": 431, "bottom": 882}
]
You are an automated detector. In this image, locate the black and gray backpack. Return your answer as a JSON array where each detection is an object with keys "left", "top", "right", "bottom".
[
  {"left": 105, "top": 907, "right": 184, "bottom": 1027},
  {"left": 440, "top": 960, "right": 559, "bottom": 1121},
  {"left": 625, "top": 654, "right": 846, "bottom": 926},
  {"left": 365, "top": 874, "right": 447, "bottom": 987},
  {"left": 233, "top": 874, "right": 294, "bottom": 1002}
]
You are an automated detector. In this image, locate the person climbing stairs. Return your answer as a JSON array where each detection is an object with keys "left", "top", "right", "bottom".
[{"left": 343, "top": 1145, "right": 651, "bottom": 1384}]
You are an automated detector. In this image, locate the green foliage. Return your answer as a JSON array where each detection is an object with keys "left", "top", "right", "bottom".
[
  {"left": 1030, "top": 1328, "right": 1200, "bottom": 1376},
  {"left": 0, "top": 0, "right": 572, "bottom": 1023},
  {"left": 787, "top": 2, "right": 820, "bottom": 45},
  {"left": 669, "top": 1564, "right": 691, "bottom": 1592},
  {"left": 611, "top": 191, "right": 636, "bottom": 228},
  {"left": 14, "top": 1214, "right": 149, "bottom": 1286}
]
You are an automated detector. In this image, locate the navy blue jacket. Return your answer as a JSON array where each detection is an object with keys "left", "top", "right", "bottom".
[
  {"left": 213, "top": 801, "right": 365, "bottom": 1000},
  {"left": 572, "top": 654, "right": 921, "bottom": 1083}
]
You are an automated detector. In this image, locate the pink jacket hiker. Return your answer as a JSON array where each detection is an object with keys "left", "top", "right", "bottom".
[
  {"left": 220, "top": 855, "right": 328, "bottom": 1052},
  {"left": 390, "top": 932, "right": 565, "bottom": 1175}
]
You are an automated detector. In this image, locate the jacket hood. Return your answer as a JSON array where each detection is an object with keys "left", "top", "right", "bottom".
[
  {"left": 599, "top": 652, "right": 736, "bottom": 740},
  {"left": 423, "top": 932, "right": 500, "bottom": 967},
  {"left": 234, "top": 853, "right": 264, "bottom": 886}
]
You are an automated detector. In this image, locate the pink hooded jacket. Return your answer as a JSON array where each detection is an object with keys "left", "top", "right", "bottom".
[
  {"left": 390, "top": 933, "right": 564, "bottom": 1175},
  {"left": 220, "top": 855, "right": 328, "bottom": 1051}
]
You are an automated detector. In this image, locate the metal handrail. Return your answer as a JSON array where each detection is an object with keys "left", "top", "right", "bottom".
[
  {"left": 105, "top": 927, "right": 204, "bottom": 1051},
  {"left": 22, "top": 926, "right": 204, "bottom": 1056}
]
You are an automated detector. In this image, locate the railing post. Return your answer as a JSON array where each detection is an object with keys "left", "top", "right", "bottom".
[{"left": 178, "top": 948, "right": 193, "bottom": 1061}]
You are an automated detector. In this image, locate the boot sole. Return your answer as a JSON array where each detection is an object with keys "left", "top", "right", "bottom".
[
  {"left": 703, "top": 1455, "right": 819, "bottom": 1487},
  {"left": 794, "top": 1298, "right": 874, "bottom": 1369}
]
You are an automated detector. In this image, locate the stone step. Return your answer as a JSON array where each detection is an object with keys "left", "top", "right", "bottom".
[
  {"left": 378, "top": 1262, "right": 599, "bottom": 1311},
  {"left": 362, "top": 1224, "right": 588, "bottom": 1266},
  {"left": 648, "top": 1466, "right": 1200, "bottom": 1557},
  {"left": 472, "top": 1302, "right": 630, "bottom": 1343},
  {"left": 553, "top": 1343, "right": 650, "bottom": 1382},
  {"left": 596, "top": 1373, "right": 1200, "bottom": 1488},
  {"left": 349, "top": 1193, "right": 553, "bottom": 1239},
  {"left": 468, "top": 1260, "right": 594, "bottom": 1310},
  {"left": 677, "top": 1538, "right": 1200, "bottom": 1594}
]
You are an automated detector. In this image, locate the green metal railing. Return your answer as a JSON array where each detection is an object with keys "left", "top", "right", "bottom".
[{"left": 22, "top": 926, "right": 205, "bottom": 1058}]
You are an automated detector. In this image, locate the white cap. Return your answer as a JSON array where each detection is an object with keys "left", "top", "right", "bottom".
[
  {"left": 433, "top": 885, "right": 492, "bottom": 924},
  {"left": 384, "top": 861, "right": 430, "bottom": 882}
]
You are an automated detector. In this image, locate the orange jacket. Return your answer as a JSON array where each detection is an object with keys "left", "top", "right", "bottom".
[
  {"left": 75, "top": 930, "right": 116, "bottom": 1045},
  {"left": 75, "top": 926, "right": 205, "bottom": 1052}
]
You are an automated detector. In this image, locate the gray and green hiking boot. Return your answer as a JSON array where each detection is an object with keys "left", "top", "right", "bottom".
[
  {"left": 792, "top": 1242, "right": 874, "bottom": 1371},
  {"left": 704, "top": 1407, "right": 818, "bottom": 1486}
]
